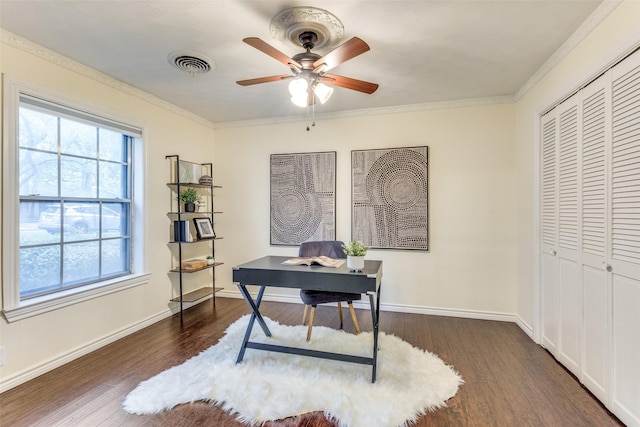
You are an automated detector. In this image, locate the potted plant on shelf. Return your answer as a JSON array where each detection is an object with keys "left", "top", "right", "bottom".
[
  {"left": 342, "top": 239, "right": 368, "bottom": 272},
  {"left": 179, "top": 188, "right": 201, "bottom": 213},
  {"left": 206, "top": 255, "right": 214, "bottom": 265}
]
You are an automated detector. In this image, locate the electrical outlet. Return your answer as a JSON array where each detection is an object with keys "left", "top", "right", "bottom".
[{"left": 0, "top": 346, "right": 4, "bottom": 367}]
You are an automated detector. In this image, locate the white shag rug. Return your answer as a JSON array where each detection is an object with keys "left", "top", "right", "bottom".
[{"left": 123, "top": 315, "right": 462, "bottom": 427}]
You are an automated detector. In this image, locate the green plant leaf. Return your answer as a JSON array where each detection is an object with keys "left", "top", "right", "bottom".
[
  {"left": 342, "top": 239, "right": 368, "bottom": 256},
  {"left": 179, "top": 188, "right": 201, "bottom": 203}
]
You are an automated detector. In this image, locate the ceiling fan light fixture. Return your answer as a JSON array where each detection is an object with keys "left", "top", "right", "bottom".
[
  {"left": 290, "top": 93, "right": 310, "bottom": 108},
  {"left": 288, "top": 77, "right": 333, "bottom": 107},
  {"left": 288, "top": 77, "right": 308, "bottom": 97},
  {"left": 313, "top": 82, "right": 334, "bottom": 104},
  {"left": 289, "top": 78, "right": 311, "bottom": 107}
]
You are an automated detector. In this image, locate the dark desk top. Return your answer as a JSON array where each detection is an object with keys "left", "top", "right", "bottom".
[{"left": 233, "top": 255, "right": 382, "bottom": 293}]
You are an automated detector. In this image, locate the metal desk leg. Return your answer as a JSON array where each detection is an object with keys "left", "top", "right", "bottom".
[
  {"left": 236, "top": 284, "right": 271, "bottom": 363},
  {"left": 369, "top": 284, "right": 381, "bottom": 383}
]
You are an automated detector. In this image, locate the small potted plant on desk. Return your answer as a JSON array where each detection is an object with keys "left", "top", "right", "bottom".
[
  {"left": 179, "top": 188, "right": 201, "bottom": 213},
  {"left": 342, "top": 239, "right": 368, "bottom": 272}
]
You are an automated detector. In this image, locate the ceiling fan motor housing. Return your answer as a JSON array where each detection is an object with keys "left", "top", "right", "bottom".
[
  {"left": 291, "top": 51, "right": 321, "bottom": 71},
  {"left": 298, "top": 31, "right": 317, "bottom": 50}
]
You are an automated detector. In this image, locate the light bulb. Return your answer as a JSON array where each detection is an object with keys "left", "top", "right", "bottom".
[
  {"left": 288, "top": 78, "right": 308, "bottom": 97},
  {"left": 290, "top": 94, "right": 308, "bottom": 108}
]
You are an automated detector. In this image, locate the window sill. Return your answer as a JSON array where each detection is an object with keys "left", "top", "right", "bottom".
[{"left": 2, "top": 273, "right": 151, "bottom": 323}]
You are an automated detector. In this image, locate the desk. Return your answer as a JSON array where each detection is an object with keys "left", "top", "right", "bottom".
[{"left": 232, "top": 255, "right": 383, "bottom": 382}]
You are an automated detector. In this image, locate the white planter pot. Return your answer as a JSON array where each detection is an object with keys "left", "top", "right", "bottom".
[{"left": 347, "top": 255, "right": 365, "bottom": 272}]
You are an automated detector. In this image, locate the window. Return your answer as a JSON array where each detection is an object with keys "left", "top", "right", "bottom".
[{"left": 3, "top": 81, "right": 148, "bottom": 321}]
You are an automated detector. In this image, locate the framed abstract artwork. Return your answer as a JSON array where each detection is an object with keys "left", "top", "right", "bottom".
[
  {"left": 270, "top": 151, "right": 336, "bottom": 246},
  {"left": 351, "top": 146, "right": 429, "bottom": 250}
]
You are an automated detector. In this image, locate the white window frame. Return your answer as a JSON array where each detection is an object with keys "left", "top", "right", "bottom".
[{"left": 2, "top": 78, "right": 149, "bottom": 322}]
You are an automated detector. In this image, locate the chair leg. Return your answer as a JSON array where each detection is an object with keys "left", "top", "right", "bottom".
[
  {"left": 306, "top": 306, "right": 316, "bottom": 341},
  {"left": 302, "top": 304, "right": 310, "bottom": 325},
  {"left": 348, "top": 302, "right": 361, "bottom": 334},
  {"left": 337, "top": 301, "right": 344, "bottom": 329}
]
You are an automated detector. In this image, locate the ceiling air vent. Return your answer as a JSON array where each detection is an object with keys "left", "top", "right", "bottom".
[{"left": 168, "top": 51, "right": 214, "bottom": 74}]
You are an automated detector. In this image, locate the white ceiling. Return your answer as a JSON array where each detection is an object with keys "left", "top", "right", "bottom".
[{"left": 0, "top": 1, "right": 611, "bottom": 125}]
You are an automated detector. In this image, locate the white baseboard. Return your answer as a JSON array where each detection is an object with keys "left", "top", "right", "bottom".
[
  {"left": 216, "top": 289, "right": 520, "bottom": 323},
  {"left": 0, "top": 308, "right": 174, "bottom": 393},
  {"left": 1, "top": 290, "right": 531, "bottom": 393},
  {"left": 515, "top": 315, "right": 534, "bottom": 339},
  {"left": 220, "top": 289, "right": 536, "bottom": 341}
]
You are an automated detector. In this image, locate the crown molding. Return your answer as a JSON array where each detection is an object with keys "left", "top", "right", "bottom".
[
  {"left": 1, "top": 29, "right": 214, "bottom": 129},
  {"left": 213, "top": 95, "right": 515, "bottom": 129},
  {"left": 515, "top": 0, "right": 622, "bottom": 101}
]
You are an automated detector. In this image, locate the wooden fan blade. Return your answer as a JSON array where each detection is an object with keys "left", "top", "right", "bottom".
[
  {"left": 320, "top": 74, "right": 379, "bottom": 94},
  {"left": 243, "top": 37, "right": 302, "bottom": 69},
  {"left": 312, "top": 37, "right": 370, "bottom": 72},
  {"left": 236, "top": 75, "right": 292, "bottom": 86}
]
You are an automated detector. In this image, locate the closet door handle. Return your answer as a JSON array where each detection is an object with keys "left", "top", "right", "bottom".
[
  {"left": 550, "top": 249, "right": 557, "bottom": 256},
  {"left": 602, "top": 262, "right": 611, "bottom": 271}
]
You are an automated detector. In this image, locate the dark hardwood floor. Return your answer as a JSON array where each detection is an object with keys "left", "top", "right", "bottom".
[{"left": 0, "top": 298, "right": 623, "bottom": 426}]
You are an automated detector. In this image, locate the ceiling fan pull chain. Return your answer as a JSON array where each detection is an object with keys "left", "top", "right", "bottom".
[
  {"left": 311, "top": 100, "right": 316, "bottom": 129},
  {"left": 306, "top": 97, "right": 317, "bottom": 131}
]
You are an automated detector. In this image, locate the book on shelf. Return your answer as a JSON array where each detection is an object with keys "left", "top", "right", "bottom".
[
  {"left": 282, "top": 256, "right": 345, "bottom": 268},
  {"left": 173, "top": 220, "right": 194, "bottom": 242}
]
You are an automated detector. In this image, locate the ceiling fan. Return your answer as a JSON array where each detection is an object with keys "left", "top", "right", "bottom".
[{"left": 236, "top": 30, "right": 379, "bottom": 107}]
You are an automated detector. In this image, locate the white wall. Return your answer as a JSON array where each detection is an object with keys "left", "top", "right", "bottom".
[
  {"left": 514, "top": 0, "right": 640, "bottom": 332},
  {"left": 214, "top": 104, "right": 517, "bottom": 318},
  {"left": 0, "top": 38, "right": 215, "bottom": 388}
]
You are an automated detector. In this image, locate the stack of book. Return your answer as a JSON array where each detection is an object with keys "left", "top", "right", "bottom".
[{"left": 173, "top": 220, "right": 194, "bottom": 242}]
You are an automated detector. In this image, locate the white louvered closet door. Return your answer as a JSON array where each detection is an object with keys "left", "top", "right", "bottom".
[
  {"left": 540, "top": 110, "right": 559, "bottom": 355},
  {"left": 581, "top": 72, "right": 611, "bottom": 403},
  {"left": 556, "top": 94, "right": 582, "bottom": 377},
  {"left": 610, "top": 49, "right": 640, "bottom": 427},
  {"left": 539, "top": 48, "right": 640, "bottom": 426}
]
